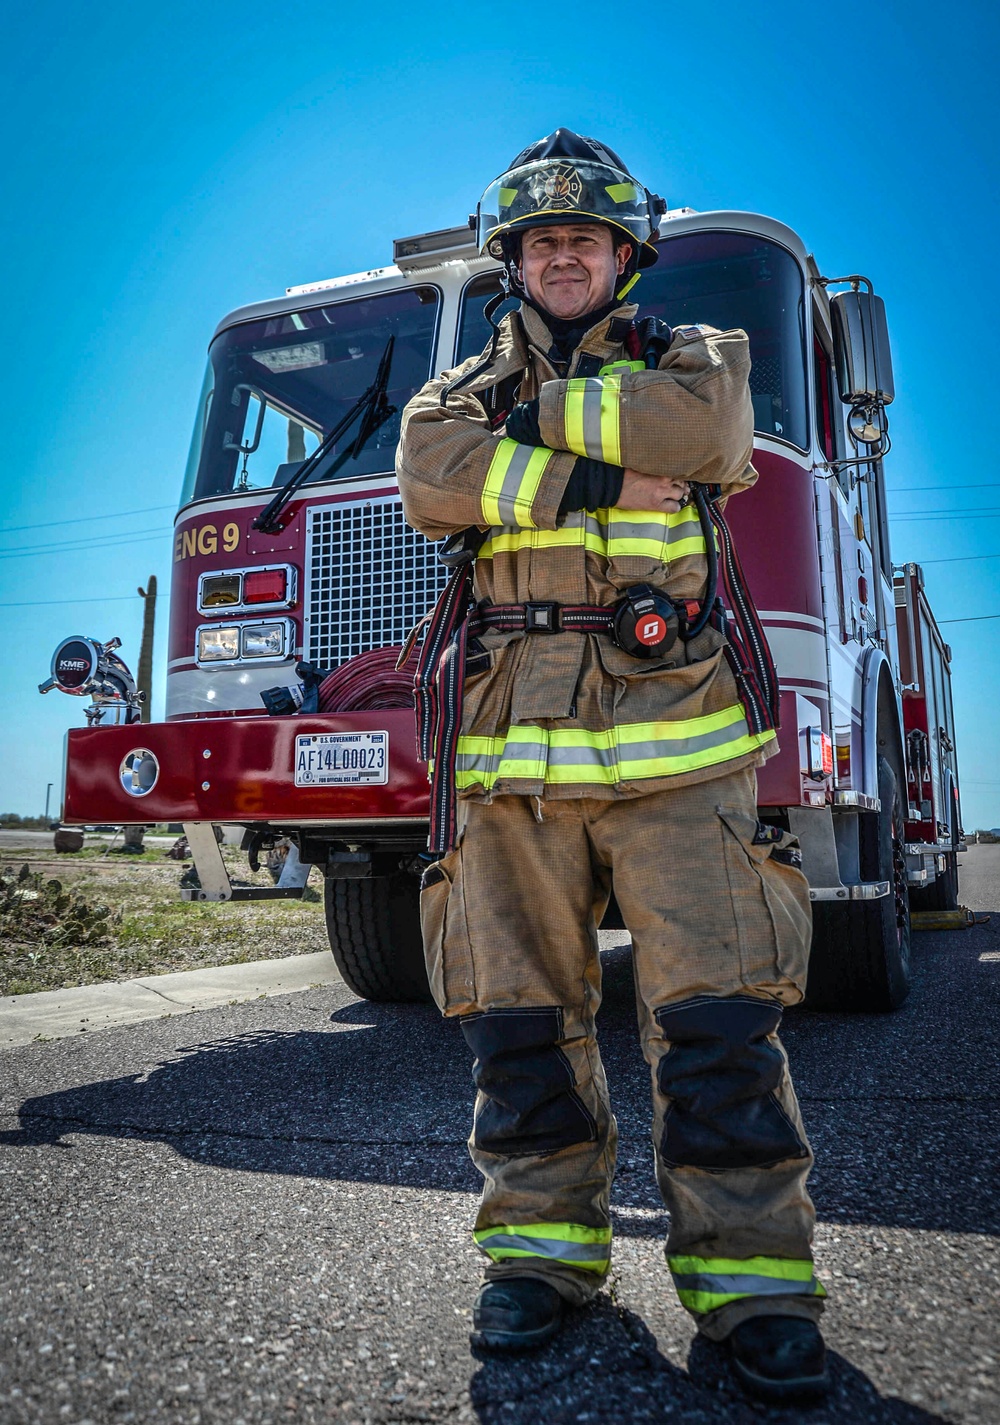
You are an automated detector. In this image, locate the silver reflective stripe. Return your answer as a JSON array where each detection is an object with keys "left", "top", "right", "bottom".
[
  {"left": 580, "top": 378, "right": 605, "bottom": 460},
  {"left": 480, "top": 1233, "right": 611, "bottom": 1264},
  {"left": 672, "top": 1272, "right": 823, "bottom": 1296},
  {"left": 495, "top": 443, "right": 537, "bottom": 526}
]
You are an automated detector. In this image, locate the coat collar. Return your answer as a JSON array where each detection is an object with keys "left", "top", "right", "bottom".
[
  {"left": 454, "top": 301, "right": 640, "bottom": 395},
  {"left": 518, "top": 301, "right": 639, "bottom": 364}
]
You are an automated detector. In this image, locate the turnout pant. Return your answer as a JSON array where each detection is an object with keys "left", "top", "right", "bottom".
[{"left": 419, "top": 766, "right": 825, "bottom": 1339}]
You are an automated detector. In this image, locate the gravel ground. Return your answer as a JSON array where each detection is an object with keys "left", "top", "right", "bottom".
[{"left": 1, "top": 847, "right": 999, "bottom": 1423}]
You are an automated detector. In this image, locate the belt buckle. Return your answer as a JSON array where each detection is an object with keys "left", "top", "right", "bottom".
[{"left": 523, "top": 601, "right": 560, "bottom": 633}]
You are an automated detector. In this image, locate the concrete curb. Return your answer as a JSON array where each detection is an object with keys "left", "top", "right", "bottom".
[{"left": 0, "top": 952, "right": 343, "bottom": 1049}]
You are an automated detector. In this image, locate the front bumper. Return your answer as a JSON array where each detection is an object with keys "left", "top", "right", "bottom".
[{"left": 63, "top": 711, "right": 429, "bottom": 826}]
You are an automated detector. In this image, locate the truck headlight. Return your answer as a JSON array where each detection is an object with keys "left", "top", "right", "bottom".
[
  {"left": 242, "top": 623, "right": 286, "bottom": 658},
  {"left": 197, "top": 626, "right": 240, "bottom": 662}
]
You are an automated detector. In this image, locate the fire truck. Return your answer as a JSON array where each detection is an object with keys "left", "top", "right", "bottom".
[
  {"left": 46, "top": 207, "right": 963, "bottom": 1011},
  {"left": 894, "top": 562, "right": 963, "bottom": 910}
]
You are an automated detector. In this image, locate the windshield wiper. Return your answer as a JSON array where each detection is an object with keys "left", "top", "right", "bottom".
[{"left": 252, "top": 335, "right": 397, "bottom": 533}]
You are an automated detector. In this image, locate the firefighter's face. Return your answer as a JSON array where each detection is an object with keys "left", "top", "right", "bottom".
[{"left": 519, "top": 224, "right": 631, "bottom": 319}]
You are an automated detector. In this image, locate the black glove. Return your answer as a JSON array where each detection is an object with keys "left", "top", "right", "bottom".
[
  {"left": 504, "top": 399, "right": 543, "bottom": 446},
  {"left": 559, "top": 457, "right": 624, "bottom": 515}
]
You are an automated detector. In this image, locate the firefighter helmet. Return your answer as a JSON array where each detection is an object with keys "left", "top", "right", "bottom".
[{"left": 475, "top": 128, "right": 664, "bottom": 276}]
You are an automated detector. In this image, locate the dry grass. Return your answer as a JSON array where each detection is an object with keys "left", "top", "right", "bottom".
[{"left": 0, "top": 841, "right": 328, "bottom": 996}]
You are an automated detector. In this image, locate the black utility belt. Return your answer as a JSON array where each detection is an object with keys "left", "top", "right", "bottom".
[{"left": 471, "top": 584, "right": 708, "bottom": 660}]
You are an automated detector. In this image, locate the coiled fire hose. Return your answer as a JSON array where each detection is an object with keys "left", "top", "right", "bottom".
[{"left": 317, "top": 647, "right": 413, "bottom": 712}]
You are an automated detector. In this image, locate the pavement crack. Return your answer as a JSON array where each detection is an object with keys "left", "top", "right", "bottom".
[{"left": 135, "top": 981, "right": 184, "bottom": 1005}]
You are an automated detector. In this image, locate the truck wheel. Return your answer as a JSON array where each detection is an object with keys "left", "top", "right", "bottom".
[
  {"left": 323, "top": 874, "right": 433, "bottom": 1003},
  {"left": 806, "top": 756, "right": 912, "bottom": 1012}
]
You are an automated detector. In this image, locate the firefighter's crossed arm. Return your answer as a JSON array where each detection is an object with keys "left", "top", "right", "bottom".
[
  {"left": 396, "top": 326, "right": 755, "bottom": 542},
  {"left": 396, "top": 371, "right": 579, "bottom": 541},
  {"left": 536, "top": 325, "right": 756, "bottom": 496}
]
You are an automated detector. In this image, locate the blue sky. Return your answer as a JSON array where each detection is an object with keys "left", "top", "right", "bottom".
[{"left": 1, "top": 0, "right": 998, "bottom": 826}]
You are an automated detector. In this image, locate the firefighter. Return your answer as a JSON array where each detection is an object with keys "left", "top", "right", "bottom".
[{"left": 396, "top": 130, "right": 827, "bottom": 1403}]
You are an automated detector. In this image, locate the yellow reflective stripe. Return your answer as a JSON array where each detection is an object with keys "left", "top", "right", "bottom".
[
  {"left": 669, "top": 1255, "right": 818, "bottom": 1281},
  {"left": 562, "top": 375, "right": 622, "bottom": 463},
  {"left": 478, "top": 505, "right": 707, "bottom": 564},
  {"left": 481, "top": 440, "right": 553, "bottom": 529},
  {"left": 598, "top": 358, "right": 645, "bottom": 378},
  {"left": 498, "top": 186, "right": 518, "bottom": 207},
  {"left": 668, "top": 1255, "right": 826, "bottom": 1316},
  {"left": 605, "top": 181, "right": 638, "bottom": 203},
  {"left": 475, "top": 1222, "right": 612, "bottom": 1274},
  {"left": 455, "top": 714, "right": 776, "bottom": 790}
]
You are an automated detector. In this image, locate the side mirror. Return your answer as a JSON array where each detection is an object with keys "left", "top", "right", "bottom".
[{"left": 830, "top": 289, "right": 895, "bottom": 407}]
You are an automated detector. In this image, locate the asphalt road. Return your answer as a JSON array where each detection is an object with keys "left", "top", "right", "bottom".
[{"left": 3, "top": 848, "right": 1000, "bottom": 1424}]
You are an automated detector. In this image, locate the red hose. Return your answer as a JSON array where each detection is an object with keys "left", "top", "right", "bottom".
[{"left": 317, "top": 647, "right": 414, "bottom": 712}]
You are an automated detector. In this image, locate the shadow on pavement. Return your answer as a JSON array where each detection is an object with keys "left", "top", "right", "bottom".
[
  {"left": 466, "top": 1297, "right": 949, "bottom": 1424},
  {"left": 3, "top": 930, "right": 999, "bottom": 1237}
]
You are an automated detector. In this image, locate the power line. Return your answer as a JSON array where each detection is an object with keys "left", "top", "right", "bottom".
[
  {"left": 0, "top": 504, "right": 175, "bottom": 536},
  {"left": 0, "top": 528, "right": 169, "bottom": 560},
  {"left": 917, "top": 553, "right": 1000, "bottom": 565},
  {"left": 890, "top": 507, "right": 1000, "bottom": 520},
  {"left": 936, "top": 613, "right": 1000, "bottom": 625},
  {"left": 0, "top": 594, "right": 141, "bottom": 609},
  {"left": 887, "top": 484, "right": 1000, "bottom": 493}
]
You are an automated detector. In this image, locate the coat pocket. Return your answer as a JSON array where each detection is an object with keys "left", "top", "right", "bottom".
[
  {"left": 716, "top": 809, "right": 812, "bottom": 999},
  {"left": 419, "top": 848, "right": 476, "bottom": 1016}
]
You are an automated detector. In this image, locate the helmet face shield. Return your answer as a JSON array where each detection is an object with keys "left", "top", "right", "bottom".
[{"left": 477, "top": 158, "right": 659, "bottom": 266}]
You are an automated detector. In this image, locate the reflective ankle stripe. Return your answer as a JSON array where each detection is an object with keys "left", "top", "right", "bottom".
[
  {"left": 563, "top": 374, "right": 623, "bottom": 464},
  {"left": 475, "top": 1222, "right": 612, "bottom": 1275},
  {"left": 668, "top": 1254, "right": 827, "bottom": 1315},
  {"left": 481, "top": 439, "right": 554, "bottom": 529}
]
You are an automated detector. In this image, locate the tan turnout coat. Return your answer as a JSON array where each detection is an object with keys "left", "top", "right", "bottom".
[{"left": 396, "top": 301, "right": 776, "bottom": 801}]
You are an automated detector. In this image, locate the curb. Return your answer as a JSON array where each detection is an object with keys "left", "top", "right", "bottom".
[{"left": 0, "top": 951, "right": 343, "bottom": 1049}]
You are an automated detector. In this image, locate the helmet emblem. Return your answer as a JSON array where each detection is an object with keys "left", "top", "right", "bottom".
[{"left": 527, "top": 162, "right": 584, "bottom": 211}]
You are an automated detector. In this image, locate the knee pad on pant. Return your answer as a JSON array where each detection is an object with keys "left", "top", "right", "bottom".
[
  {"left": 461, "top": 1008, "right": 598, "bottom": 1158},
  {"left": 655, "top": 996, "right": 808, "bottom": 1171}
]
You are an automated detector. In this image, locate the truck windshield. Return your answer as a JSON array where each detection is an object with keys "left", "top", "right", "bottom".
[
  {"left": 458, "top": 231, "right": 808, "bottom": 451},
  {"left": 180, "top": 286, "right": 440, "bottom": 505}
]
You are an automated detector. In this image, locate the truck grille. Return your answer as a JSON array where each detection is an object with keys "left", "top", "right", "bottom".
[{"left": 304, "top": 498, "right": 448, "bottom": 668}]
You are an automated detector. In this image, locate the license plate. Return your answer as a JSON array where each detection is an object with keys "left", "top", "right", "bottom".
[{"left": 294, "top": 731, "right": 389, "bottom": 787}]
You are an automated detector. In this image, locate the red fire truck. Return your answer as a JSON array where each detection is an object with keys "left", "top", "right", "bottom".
[
  {"left": 894, "top": 562, "right": 963, "bottom": 910},
  {"left": 47, "top": 207, "right": 962, "bottom": 1011}
]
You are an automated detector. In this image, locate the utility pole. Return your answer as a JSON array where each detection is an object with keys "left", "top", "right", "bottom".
[
  {"left": 137, "top": 575, "right": 157, "bottom": 723},
  {"left": 122, "top": 577, "right": 158, "bottom": 853}
]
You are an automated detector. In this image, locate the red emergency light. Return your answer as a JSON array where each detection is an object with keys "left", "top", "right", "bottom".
[{"left": 243, "top": 569, "right": 288, "bottom": 605}]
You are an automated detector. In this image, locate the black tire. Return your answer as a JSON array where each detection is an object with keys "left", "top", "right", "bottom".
[
  {"left": 806, "top": 756, "right": 912, "bottom": 1012},
  {"left": 323, "top": 874, "right": 432, "bottom": 1003}
]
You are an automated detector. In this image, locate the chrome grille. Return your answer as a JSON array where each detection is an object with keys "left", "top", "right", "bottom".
[{"left": 304, "top": 498, "right": 448, "bottom": 668}]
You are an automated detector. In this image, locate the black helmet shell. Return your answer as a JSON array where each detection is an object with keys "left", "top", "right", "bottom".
[{"left": 476, "top": 128, "right": 663, "bottom": 270}]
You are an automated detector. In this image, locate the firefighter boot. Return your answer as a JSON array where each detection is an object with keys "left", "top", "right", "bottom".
[
  {"left": 728, "top": 1315, "right": 829, "bottom": 1403},
  {"left": 472, "top": 1278, "right": 566, "bottom": 1352}
]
